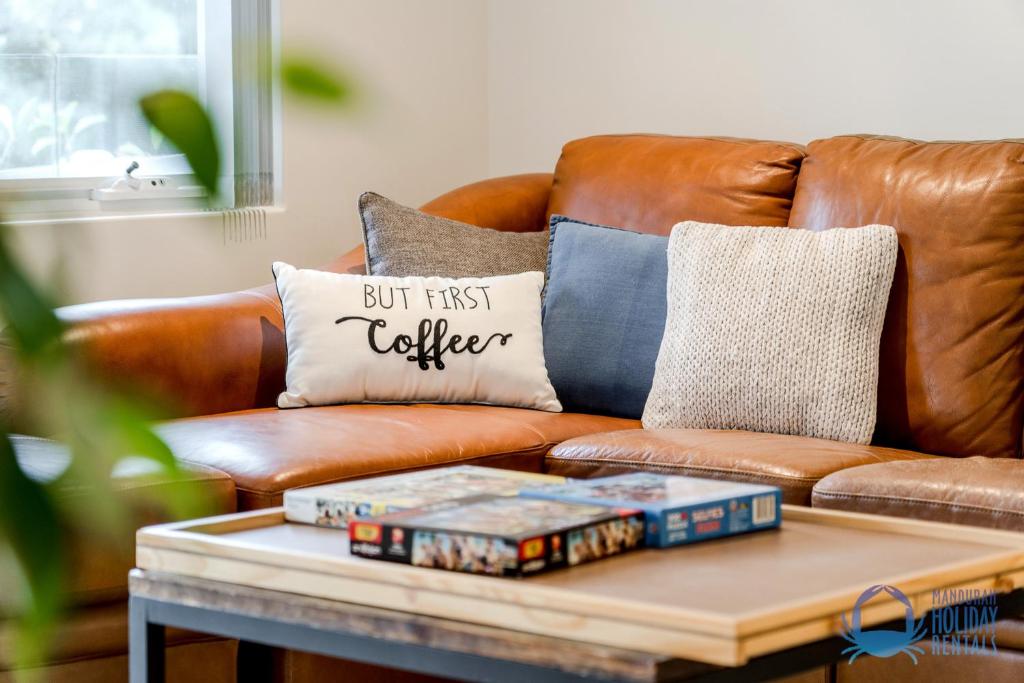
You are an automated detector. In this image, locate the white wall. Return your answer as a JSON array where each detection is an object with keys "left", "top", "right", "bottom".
[
  {"left": 11, "top": 0, "right": 489, "bottom": 305},
  {"left": 280, "top": 0, "right": 489, "bottom": 268},
  {"left": 14, "top": 1, "right": 1024, "bottom": 303},
  {"left": 486, "top": 0, "right": 1024, "bottom": 175}
]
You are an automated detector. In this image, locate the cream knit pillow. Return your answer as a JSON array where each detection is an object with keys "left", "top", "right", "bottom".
[{"left": 642, "top": 221, "right": 898, "bottom": 444}]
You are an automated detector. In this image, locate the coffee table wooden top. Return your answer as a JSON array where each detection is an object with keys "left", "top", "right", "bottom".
[{"left": 136, "top": 505, "right": 1024, "bottom": 667}]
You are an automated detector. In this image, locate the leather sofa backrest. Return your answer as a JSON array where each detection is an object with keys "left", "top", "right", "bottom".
[
  {"left": 546, "top": 134, "right": 806, "bottom": 234},
  {"left": 789, "top": 134, "right": 1024, "bottom": 459}
]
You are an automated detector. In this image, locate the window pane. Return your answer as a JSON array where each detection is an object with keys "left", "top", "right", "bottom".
[
  {"left": 0, "top": 56, "right": 57, "bottom": 178},
  {"left": 0, "top": 0, "right": 201, "bottom": 179},
  {"left": 57, "top": 55, "right": 198, "bottom": 177},
  {"left": 0, "top": 0, "right": 198, "bottom": 55}
]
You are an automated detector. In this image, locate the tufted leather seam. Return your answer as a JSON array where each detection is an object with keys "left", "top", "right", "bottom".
[
  {"left": 545, "top": 455, "right": 823, "bottom": 483},
  {"left": 812, "top": 490, "right": 1024, "bottom": 519}
]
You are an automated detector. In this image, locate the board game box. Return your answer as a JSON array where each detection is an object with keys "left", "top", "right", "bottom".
[
  {"left": 349, "top": 494, "right": 645, "bottom": 577},
  {"left": 283, "top": 466, "right": 565, "bottom": 529},
  {"left": 520, "top": 472, "right": 782, "bottom": 547}
]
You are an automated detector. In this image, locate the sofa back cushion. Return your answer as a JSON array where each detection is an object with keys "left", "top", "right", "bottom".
[
  {"left": 546, "top": 135, "right": 805, "bottom": 235},
  {"left": 789, "top": 135, "right": 1024, "bottom": 459}
]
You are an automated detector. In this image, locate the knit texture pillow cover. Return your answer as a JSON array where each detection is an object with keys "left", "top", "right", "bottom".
[
  {"left": 360, "top": 192, "right": 549, "bottom": 278},
  {"left": 643, "top": 221, "right": 898, "bottom": 443}
]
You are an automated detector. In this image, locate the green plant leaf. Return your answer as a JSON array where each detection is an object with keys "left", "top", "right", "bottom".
[
  {"left": 281, "top": 58, "right": 352, "bottom": 103},
  {"left": 0, "top": 432, "right": 65, "bottom": 667},
  {"left": 0, "top": 229, "right": 64, "bottom": 361},
  {"left": 54, "top": 381, "right": 207, "bottom": 534},
  {"left": 138, "top": 90, "right": 220, "bottom": 199}
]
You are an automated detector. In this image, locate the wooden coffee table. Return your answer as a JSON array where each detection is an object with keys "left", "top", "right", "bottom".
[{"left": 130, "top": 505, "right": 1024, "bottom": 682}]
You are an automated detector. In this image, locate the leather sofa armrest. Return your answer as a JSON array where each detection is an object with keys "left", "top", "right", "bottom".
[
  {"left": 420, "top": 173, "right": 554, "bottom": 232},
  {"left": 41, "top": 246, "right": 368, "bottom": 422},
  {"left": 53, "top": 288, "right": 287, "bottom": 420}
]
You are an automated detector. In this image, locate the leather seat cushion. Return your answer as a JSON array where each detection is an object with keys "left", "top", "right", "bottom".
[
  {"left": 9, "top": 436, "right": 236, "bottom": 609},
  {"left": 998, "top": 616, "right": 1024, "bottom": 651},
  {"left": 158, "top": 404, "right": 637, "bottom": 510},
  {"left": 812, "top": 456, "right": 1024, "bottom": 530},
  {"left": 545, "top": 428, "right": 934, "bottom": 505}
]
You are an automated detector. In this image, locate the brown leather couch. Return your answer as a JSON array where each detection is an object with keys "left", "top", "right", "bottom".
[{"left": 3, "top": 133, "right": 1023, "bottom": 682}]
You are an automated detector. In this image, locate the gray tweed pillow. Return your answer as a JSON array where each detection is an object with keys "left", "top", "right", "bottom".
[
  {"left": 359, "top": 192, "right": 549, "bottom": 277},
  {"left": 643, "top": 221, "right": 898, "bottom": 444}
]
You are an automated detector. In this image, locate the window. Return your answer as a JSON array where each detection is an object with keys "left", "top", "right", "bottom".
[{"left": 0, "top": 1, "right": 276, "bottom": 217}]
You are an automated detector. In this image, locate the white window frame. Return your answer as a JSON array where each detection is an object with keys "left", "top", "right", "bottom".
[{"left": 0, "top": 0, "right": 279, "bottom": 221}]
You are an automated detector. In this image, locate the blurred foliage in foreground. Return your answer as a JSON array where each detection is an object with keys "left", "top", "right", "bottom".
[
  {"left": 1, "top": 52, "right": 353, "bottom": 677},
  {"left": 141, "top": 55, "right": 354, "bottom": 200},
  {"left": 0, "top": 225, "right": 207, "bottom": 673}
]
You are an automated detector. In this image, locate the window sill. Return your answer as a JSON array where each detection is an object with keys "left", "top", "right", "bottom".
[{"left": 2, "top": 205, "right": 285, "bottom": 227}]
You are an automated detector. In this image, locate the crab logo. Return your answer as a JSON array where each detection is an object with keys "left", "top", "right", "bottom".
[{"left": 840, "top": 585, "right": 927, "bottom": 664}]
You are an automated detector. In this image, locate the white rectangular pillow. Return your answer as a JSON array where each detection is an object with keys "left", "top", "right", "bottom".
[{"left": 273, "top": 263, "right": 562, "bottom": 412}]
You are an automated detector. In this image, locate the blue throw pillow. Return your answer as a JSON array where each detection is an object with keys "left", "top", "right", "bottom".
[{"left": 542, "top": 216, "right": 668, "bottom": 418}]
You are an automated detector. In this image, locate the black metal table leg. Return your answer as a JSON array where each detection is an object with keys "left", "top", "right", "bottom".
[
  {"left": 129, "top": 596, "right": 166, "bottom": 683},
  {"left": 237, "top": 640, "right": 276, "bottom": 683}
]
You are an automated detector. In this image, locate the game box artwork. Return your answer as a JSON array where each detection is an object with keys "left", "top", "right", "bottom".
[
  {"left": 521, "top": 472, "right": 782, "bottom": 547},
  {"left": 349, "top": 494, "right": 645, "bottom": 577},
  {"left": 284, "top": 466, "right": 564, "bottom": 528}
]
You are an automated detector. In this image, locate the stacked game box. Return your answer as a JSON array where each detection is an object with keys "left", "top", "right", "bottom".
[
  {"left": 349, "top": 494, "right": 645, "bottom": 577},
  {"left": 521, "top": 472, "right": 782, "bottom": 547},
  {"left": 283, "top": 466, "right": 564, "bottom": 529}
]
